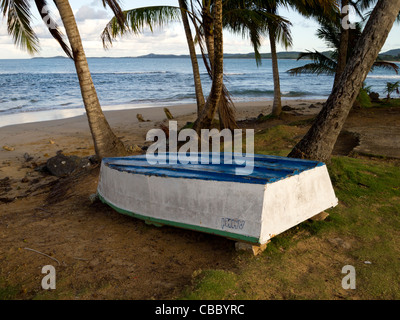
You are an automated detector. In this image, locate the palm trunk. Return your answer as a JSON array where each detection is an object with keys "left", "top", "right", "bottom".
[
  {"left": 269, "top": 28, "right": 282, "bottom": 117},
  {"left": 54, "top": 0, "right": 127, "bottom": 159},
  {"left": 199, "top": 5, "right": 237, "bottom": 131},
  {"left": 193, "top": 0, "right": 224, "bottom": 133},
  {"left": 288, "top": 0, "right": 400, "bottom": 162},
  {"left": 333, "top": 0, "right": 350, "bottom": 89},
  {"left": 178, "top": 0, "right": 205, "bottom": 115}
]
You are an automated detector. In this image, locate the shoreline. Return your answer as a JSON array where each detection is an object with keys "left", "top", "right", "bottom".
[
  {"left": 0, "top": 99, "right": 325, "bottom": 166},
  {"left": 0, "top": 98, "right": 325, "bottom": 129}
]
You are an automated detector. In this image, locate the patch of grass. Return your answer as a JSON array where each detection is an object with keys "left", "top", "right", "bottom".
[
  {"left": 253, "top": 125, "right": 303, "bottom": 156},
  {"left": 371, "top": 98, "right": 400, "bottom": 108},
  {"left": 181, "top": 270, "right": 238, "bottom": 300},
  {"left": 288, "top": 117, "right": 316, "bottom": 127},
  {"left": 0, "top": 279, "right": 21, "bottom": 300},
  {"left": 181, "top": 156, "right": 400, "bottom": 300}
]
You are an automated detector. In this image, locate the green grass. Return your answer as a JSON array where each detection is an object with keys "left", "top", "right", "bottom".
[
  {"left": 372, "top": 98, "right": 400, "bottom": 108},
  {"left": 181, "top": 132, "right": 400, "bottom": 300},
  {"left": 0, "top": 279, "right": 21, "bottom": 300}
]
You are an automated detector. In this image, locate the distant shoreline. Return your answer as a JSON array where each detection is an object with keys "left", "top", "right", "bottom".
[{"left": 0, "top": 50, "right": 397, "bottom": 61}]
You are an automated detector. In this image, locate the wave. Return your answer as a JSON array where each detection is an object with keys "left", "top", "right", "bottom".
[
  {"left": 0, "top": 105, "right": 24, "bottom": 113},
  {"left": 282, "top": 91, "right": 312, "bottom": 97},
  {"left": 367, "top": 75, "right": 400, "bottom": 79},
  {"left": 229, "top": 88, "right": 314, "bottom": 98}
]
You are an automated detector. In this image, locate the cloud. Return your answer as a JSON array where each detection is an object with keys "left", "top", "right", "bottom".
[{"left": 75, "top": 5, "right": 109, "bottom": 22}]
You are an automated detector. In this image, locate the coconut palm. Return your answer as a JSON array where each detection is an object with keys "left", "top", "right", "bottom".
[
  {"left": 102, "top": 1, "right": 246, "bottom": 130},
  {"left": 384, "top": 81, "right": 400, "bottom": 100},
  {"left": 222, "top": 0, "right": 293, "bottom": 117},
  {"left": 1, "top": 0, "right": 127, "bottom": 159},
  {"left": 288, "top": 0, "right": 400, "bottom": 162},
  {"left": 223, "top": 0, "right": 339, "bottom": 117},
  {"left": 287, "top": 21, "right": 399, "bottom": 76}
]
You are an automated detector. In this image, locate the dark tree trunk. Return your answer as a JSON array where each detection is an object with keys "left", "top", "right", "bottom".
[
  {"left": 288, "top": 0, "right": 400, "bottom": 163},
  {"left": 54, "top": 0, "right": 127, "bottom": 159},
  {"left": 269, "top": 28, "right": 282, "bottom": 117},
  {"left": 193, "top": 0, "right": 224, "bottom": 133},
  {"left": 178, "top": 0, "right": 205, "bottom": 115}
]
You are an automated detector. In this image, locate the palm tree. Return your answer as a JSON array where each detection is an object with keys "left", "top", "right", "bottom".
[
  {"left": 223, "top": 0, "right": 293, "bottom": 117},
  {"left": 224, "top": 0, "right": 339, "bottom": 117},
  {"left": 102, "top": 1, "right": 240, "bottom": 131},
  {"left": 384, "top": 81, "right": 400, "bottom": 100},
  {"left": 288, "top": 0, "right": 400, "bottom": 162},
  {"left": 192, "top": 0, "right": 225, "bottom": 133},
  {"left": 1, "top": 0, "right": 127, "bottom": 159},
  {"left": 287, "top": 20, "right": 399, "bottom": 77}
]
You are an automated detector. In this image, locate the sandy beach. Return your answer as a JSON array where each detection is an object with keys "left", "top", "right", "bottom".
[
  {"left": 0, "top": 99, "right": 325, "bottom": 165},
  {"left": 1, "top": 96, "right": 400, "bottom": 300}
]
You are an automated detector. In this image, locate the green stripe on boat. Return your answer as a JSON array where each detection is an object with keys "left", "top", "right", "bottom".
[{"left": 97, "top": 193, "right": 260, "bottom": 244}]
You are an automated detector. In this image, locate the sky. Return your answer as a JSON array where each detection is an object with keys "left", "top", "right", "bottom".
[{"left": 0, "top": 0, "right": 399, "bottom": 59}]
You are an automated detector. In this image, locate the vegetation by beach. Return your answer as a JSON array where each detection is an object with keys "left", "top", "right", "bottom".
[{"left": 1, "top": 0, "right": 400, "bottom": 302}]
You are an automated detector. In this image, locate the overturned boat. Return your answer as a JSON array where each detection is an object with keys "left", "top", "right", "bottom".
[{"left": 97, "top": 153, "right": 338, "bottom": 246}]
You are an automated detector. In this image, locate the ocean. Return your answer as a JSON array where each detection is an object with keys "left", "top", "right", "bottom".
[{"left": 0, "top": 57, "right": 399, "bottom": 127}]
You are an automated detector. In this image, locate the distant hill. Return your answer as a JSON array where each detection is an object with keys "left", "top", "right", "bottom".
[
  {"left": 28, "top": 48, "right": 400, "bottom": 61},
  {"left": 379, "top": 49, "right": 400, "bottom": 61},
  {"left": 137, "top": 52, "right": 307, "bottom": 60},
  {"left": 381, "top": 49, "right": 400, "bottom": 56}
]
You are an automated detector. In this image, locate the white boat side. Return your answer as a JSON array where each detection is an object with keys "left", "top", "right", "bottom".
[{"left": 97, "top": 154, "right": 338, "bottom": 244}]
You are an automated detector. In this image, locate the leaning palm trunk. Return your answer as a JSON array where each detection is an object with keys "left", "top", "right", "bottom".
[
  {"left": 178, "top": 0, "right": 205, "bottom": 114},
  {"left": 288, "top": 0, "right": 400, "bottom": 162},
  {"left": 54, "top": 0, "right": 127, "bottom": 159},
  {"left": 193, "top": 0, "right": 224, "bottom": 133},
  {"left": 269, "top": 28, "right": 282, "bottom": 116}
]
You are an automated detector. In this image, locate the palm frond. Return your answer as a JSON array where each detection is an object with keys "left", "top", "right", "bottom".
[
  {"left": 371, "top": 61, "right": 400, "bottom": 74},
  {"left": 1, "top": 0, "right": 39, "bottom": 54},
  {"left": 34, "top": 0, "right": 72, "bottom": 59},
  {"left": 101, "top": 6, "right": 182, "bottom": 48},
  {"left": 288, "top": 50, "right": 337, "bottom": 76},
  {"left": 101, "top": 0, "right": 125, "bottom": 27}
]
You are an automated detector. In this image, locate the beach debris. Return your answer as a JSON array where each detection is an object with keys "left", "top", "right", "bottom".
[
  {"left": 369, "top": 92, "right": 380, "bottom": 102},
  {"left": 23, "top": 247, "right": 61, "bottom": 266},
  {"left": 23, "top": 153, "right": 33, "bottom": 162},
  {"left": 2, "top": 146, "right": 15, "bottom": 152},
  {"left": 21, "top": 177, "right": 29, "bottom": 183},
  {"left": 164, "top": 108, "right": 174, "bottom": 120},
  {"left": 89, "top": 193, "right": 99, "bottom": 204},
  {"left": 127, "top": 145, "right": 143, "bottom": 154},
  {"left": 46, "top": 153, "right": 90, "bottom": 177},
  {"left": 88, "top": 154, "right": 101, "bottom": 164},
  {"left": 49, "top": 140, "right": 55, "bottom": 145},
  {"left": 34, "top": 163, "right": 49, "bottom": 173},
  {"left": 282, "top": 105, "right": 295, "bottom": 112},
  {"left": 0, "top": 177, "right": 12, "bottom": 196},
  {"left": 136, "top": 114, "right": 146, "bottom": 122}
]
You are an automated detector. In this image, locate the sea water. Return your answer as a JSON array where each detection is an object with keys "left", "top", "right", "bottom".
[{"left": 0, "top": 57, "right": 399, "bottom": 127}]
